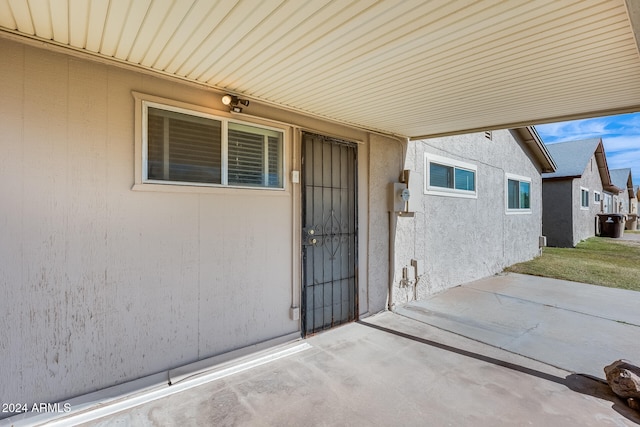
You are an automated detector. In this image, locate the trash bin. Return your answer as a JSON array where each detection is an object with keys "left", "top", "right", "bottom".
[
  {"left": 626, "top": 213, "right": 638, "bottom": 231},
  {"left": 598, "top": 213, "right": 626, "bottom": 238}
]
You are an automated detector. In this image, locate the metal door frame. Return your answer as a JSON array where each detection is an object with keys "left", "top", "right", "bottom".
[{"left": 300, "top": 132, "right": 358, "bottom": 336}]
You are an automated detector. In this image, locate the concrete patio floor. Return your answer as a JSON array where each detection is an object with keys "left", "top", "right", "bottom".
[{"left": 8, "top": 273, "right": 640, "bottom": 426}]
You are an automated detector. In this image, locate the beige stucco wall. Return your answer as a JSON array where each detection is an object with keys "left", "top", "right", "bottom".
[{"left": 0, "top": 37, "right": 391, "bottom": 408}]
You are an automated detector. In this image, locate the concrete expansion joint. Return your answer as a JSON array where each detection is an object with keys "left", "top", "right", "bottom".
[{"left": 467, "top": 286, "right": 640, "bottom": 327}]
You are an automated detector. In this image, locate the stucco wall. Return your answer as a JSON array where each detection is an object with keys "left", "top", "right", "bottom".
[
  {"left": 368, "top": 135, "right": 405, "bottom": 312},
  {"left": 542, "top": 180, "right": 575, "bottom": 247},
  {"left": 0, "top": 37, "right": 387, "bottom": 408},
  {"left": 572, "top": 154, "right": 603, "bottom": 246},
  {"left": 391, "top": 130, "right": 544, "bottom": 304}
]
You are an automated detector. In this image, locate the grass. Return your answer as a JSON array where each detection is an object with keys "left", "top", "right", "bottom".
[{"left": 505, "top": 236, "right": 640, "bottom": 291}]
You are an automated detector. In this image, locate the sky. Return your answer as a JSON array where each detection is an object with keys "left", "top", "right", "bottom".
[{"left": 535, "top": 112, "right": 640, "bottom": 188}]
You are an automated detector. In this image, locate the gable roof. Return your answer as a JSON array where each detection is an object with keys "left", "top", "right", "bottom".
[
  {"left": 542, "top": 138, "right": 618, "bottom": 192},
  {"left": 610, "top": 168, "right": 634, "bottom": 197},
  {"left": 510, "top": 127, "right": 556, "bottom": 173},
  {"left": 1, "top": 1, "right": 640, "bottom": 139}
]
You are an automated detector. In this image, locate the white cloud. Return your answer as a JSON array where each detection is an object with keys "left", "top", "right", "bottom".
[
  {"left": 536, "top": 113, "right": 640, "bottom": 186},
  {"left": 536, "top": 118, "right": 609, "bottom": 142}
]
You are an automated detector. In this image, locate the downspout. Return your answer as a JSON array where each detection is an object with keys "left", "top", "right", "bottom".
[{"left": 388, "top": 210, "right": 397, "bottom": 311}]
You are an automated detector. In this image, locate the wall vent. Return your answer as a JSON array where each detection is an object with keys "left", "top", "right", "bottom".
[{"left": 484, "top": 131, "right": 493, "bottom": 140}]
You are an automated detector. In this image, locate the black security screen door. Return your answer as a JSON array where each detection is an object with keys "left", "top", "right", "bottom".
[{"left": 301, "top": 133, "right": 358, "bottom": 336}]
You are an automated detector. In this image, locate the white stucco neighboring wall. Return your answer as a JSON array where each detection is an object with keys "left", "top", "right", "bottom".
[
  {"left": 0, "top": 37, "right": 391, "bottom": 409},
  {"left": 390, "top": 130, "right": 544, "bottom": 305}
]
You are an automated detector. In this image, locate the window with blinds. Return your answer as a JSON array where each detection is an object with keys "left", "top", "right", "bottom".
[
  {"left": 425, "top": 153, "right": 477, "bottom": 198},
  {"left": 143, "top": 102, "right": 284, "bottom": 189},
  {"left": 147, "top": 107, "right": 222, "bottom": 184},
  {"left": 228, "top": 123, "right": 282, "bottom": 188}
]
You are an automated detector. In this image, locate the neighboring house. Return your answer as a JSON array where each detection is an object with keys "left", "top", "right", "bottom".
[
  {"left": 389, "top": 128, "right": 555, "bottom": 305},
  {"left": 541, "top": 139, "right": 619, "bottom": 247},
  {"left": 609, "top": 168, "right": 636, "bottom": 216}
]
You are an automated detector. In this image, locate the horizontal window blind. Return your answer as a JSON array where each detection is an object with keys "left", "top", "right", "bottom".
[
  {"left": 143, "top": 102, "right": 284, "bottom": 189},
  {"left": 147, "top": 107, "right": 221, "bottom": 184},
  {"left": 430, "top": 163, "right": 453, "bottom": 188},
  {"left": 228, "top": 126, "right": 264, "bottom": 186}
]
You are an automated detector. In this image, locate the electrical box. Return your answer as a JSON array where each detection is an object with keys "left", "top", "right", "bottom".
[
  {"left": 406, "top": 170, "right": 423, "bottom": 213},
  {"left": 389, "top": 182, "right": 409, "bottom": 212}
]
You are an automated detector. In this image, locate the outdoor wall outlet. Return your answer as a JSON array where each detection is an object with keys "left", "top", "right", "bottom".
[
  {"left": 291, "top": 170, "right": 300, "bottom": 183},
  {"left": 411, "top": 259, "right": 424, "bottom": 276}
]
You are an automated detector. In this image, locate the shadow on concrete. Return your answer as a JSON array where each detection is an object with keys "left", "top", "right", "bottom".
[{"left": 359, "top": 321, "right": 640, "bottom": 424}]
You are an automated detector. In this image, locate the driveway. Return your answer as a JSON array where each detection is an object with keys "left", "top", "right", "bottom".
[
  {"left": 396, "top": 272, "right": 640, "bottom": 380},
  {"left": 8, "top": 273, "right": 640, "bottom": 426}
]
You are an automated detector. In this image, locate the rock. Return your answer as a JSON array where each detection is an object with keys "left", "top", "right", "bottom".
[{"left": 604, "top": 360, "right": 640, "bottom": 401}]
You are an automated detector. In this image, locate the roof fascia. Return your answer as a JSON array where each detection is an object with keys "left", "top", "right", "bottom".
[
  {"left": 594, "top": 140, "right": 621, "bottom": 192},
  {"left": 510, "top": 127, "right": 557, "bottom": 173}
]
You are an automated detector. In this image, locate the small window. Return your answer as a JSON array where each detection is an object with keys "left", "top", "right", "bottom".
[
  {"left": 425, "top": 154, "right": 477, "bottom": 198},
  {"left": 581, "top": 187, "right": 589, "bottom": 209},
  {"left": 594, "top": 191, "right": 601, "bottom": 203},
  {"left": 140, "top": 97, "right": 284, "bottom": 189},
  {"left": 506, "top": 174, "right": 531, "bottom": 213}
]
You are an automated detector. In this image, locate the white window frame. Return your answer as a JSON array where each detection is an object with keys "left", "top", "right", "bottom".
[
  {"left": 505, "top": 173, "right": 532, "bottom": 215},
  {"left": 580, "top": 187, "right": 590, "bottom": 210},
  {"left": 424, "top": 153, "right": 477, "bottom": 199},
  {"left": 132, "top": 92, "right": 286, "bottom": 192},
  {"left": 594, "top": 191, "right": 601, "bottom": 203}
]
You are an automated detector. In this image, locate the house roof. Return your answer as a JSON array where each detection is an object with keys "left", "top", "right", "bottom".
[
  {"left": 610, "top": 168, "right": 634, "bottom": 197},
  {"left": 542, "top": 138, "right": 619, "bottom": 192},
  {"left": 510, "top": 127, "right": 556, "bottom": 173},
  {"left": 1, "top": 1, "right": 640, "bottom": 139}
]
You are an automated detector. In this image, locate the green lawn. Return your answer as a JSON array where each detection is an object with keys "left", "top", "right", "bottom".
[{"left": 505, "top": 237, "right": 640, "bottom": 291}]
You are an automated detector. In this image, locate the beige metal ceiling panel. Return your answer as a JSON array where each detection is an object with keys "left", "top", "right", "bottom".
[
  {"left": 68, "top": 0, "right": 87, "bottom": 47},
  {"left": 114, "top": 0, "right": 152, "bottom": 59},
  {"left": 206, "top": 0, "right": 332, "bottom": 86},
  {"left": 216, "top": 0, "right": 380, "bottom": 91},
  {"left": 126, "top": 0, "right": 173, "bottom": 64},
  {"left": 287, "top": 3, "right": 628, "bottom": 107},
  {"left": 138, "top": 1, "right": 191, "bottom": 68},
  {"left": 29, "top": 0, "right": 53, "bottom": 39},
  {"left": 49, "top": 0, "right": 68, "bottom": 43},
  {"left": 1, "top": 0, "right": 640, "bottom": 138},
  {"left": 180, "top": 1, "right": 283, "bottom": 79},
  {"left": 100, "top": 0, "right": 132, "bottom": 57},
  {"left": 165, "top": 1, "right": 242, "bottom": 75},
  {"left": 7, "top": 0, "right": 33, "bottom": 34},
  {"left": 267, "top": 3, "right": 624, "bottom": 103},
  {"left": 85, "top": 0, "right": 108, "bottom": 52}
]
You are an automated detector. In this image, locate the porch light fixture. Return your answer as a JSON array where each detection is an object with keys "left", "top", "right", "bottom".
[{"left": 221, "top": 94, "right": 249, "bottom": 113}]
